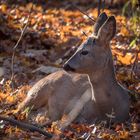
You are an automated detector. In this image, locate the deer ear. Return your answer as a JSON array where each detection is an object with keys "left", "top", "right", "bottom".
[
  {"left": 93, "top": 12, "right": 108, "bottom": 36},
  {"left": 97, "top": 16, "right": 116, "bottom": 42}
]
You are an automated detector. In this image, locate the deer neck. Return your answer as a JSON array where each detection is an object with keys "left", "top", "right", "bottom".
[{"left": 89, "top": 54, "right": 117, "bottom": 92}]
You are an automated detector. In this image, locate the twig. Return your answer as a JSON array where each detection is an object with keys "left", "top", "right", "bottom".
[
  {"left": 0, "top": 116, "right": 52, "bottom": 138},
  {"left": 81, "top": 31, "right": 88, "bottom": 37},
  {"left": 70, "top": 3, "right": 95, "bottom": 23},
  {"left": 11, "top": 16, "right": 29, "bottom": 89},
  {"left": 131, "top": 49, "right": 140, "bottom": 79}
]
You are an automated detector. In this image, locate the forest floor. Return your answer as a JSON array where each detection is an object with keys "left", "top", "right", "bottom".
[{"left": 0, "top": 0, "right": 140, "bottom": 139}]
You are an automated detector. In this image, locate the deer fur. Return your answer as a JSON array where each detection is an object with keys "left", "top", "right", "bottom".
[{"left": 18, "top": 12, "right": 130, "bottom": 129}]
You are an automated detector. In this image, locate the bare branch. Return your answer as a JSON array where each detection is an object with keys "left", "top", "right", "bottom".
[
  {"left": 0, "top": 116, "right": 52, "bottom": 138},
  {"left": 81, "top": 31, "right": 88, "bottom": 37},
  {"left": 71, "top": 3, "right": 95, "bottom": 23},
  {"left": 131, "top": 48, "right": 140, "bottom": 79},
  {"left": 11, "top": 16, "right": 29, "bottom": 89}
]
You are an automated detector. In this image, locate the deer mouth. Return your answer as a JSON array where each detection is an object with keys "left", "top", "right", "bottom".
[{"left": 63, "top": 64, "right": 75, "bottom": 72}]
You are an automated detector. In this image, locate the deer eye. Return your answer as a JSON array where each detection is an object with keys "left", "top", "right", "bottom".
[{"left": 81, "top": 51, "right": 88, "bottom": 55}]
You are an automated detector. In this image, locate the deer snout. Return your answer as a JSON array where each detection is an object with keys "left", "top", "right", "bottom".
[{"left": 63, "top": 64, "right": 75, "bottom": 72}]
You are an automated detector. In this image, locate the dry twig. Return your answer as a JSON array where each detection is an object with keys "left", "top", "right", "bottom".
[
  {"left": 11, "top": 16, "right": 29, "bottom": 89},
  {"left": 0, "top": 116, "right": 52, "bottom": 138},
  {"left": 70, "top": 3, "right": 95, "bottom": 23},
  {"left": 131, "top": 49, "right": 140, "bottom": 79}
]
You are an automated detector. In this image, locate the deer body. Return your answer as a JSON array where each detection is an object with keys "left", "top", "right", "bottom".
[
  {"left": 18, "top": 13, "right": 129, "bottom": 128},
  {"left": 19, "top": 69, "right": 129, "bottom": 124}
]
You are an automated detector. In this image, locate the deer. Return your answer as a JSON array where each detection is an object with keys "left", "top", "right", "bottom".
[{"left": 12, "top": 12, "right": 129, "bottom": 131}]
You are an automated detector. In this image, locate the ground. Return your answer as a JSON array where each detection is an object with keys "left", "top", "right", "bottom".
[{"left": 0, "top": 0, "right": 140, "bottom": 139}]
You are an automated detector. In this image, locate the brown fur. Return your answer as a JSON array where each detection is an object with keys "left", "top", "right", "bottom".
[{"left": 18, "top": 13, "right": 130, "bottom": 129}]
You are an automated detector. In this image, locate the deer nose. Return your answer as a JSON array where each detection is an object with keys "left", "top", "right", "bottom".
[{"left": 63, "top": 64, "right": 75, "bottom": 72}]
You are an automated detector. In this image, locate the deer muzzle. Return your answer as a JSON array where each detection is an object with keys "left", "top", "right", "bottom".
[{"left": 63, "top": 64, "right": 75, "bottom": 72}]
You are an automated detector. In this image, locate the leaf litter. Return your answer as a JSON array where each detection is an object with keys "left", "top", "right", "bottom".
[{"left": 0, "top": 0, "right": 140, "bottom": 139}]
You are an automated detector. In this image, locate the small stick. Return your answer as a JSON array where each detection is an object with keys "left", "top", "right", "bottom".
[
  {"left": 81, "top": 31, "right": 88, "bottom": 37},
  {"left": 11, "top": 16, "right": 29, "bottom": 89},
  {"left": 71, "top": 3, "right": 95, "bottom": 23},
  {"left": 11, "top": 4, "right": 33, "bottom": 89},
  {"left": 0, "top": 116, "right": 52, "bottom": 138},
  {"left": 131, "top": 49, "right": 140, "bottom": 79}
]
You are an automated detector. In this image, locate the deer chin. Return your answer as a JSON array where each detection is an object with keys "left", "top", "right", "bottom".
[
  {"left": 72, "top": 68, "right": 90, "bottom": 74},
  {"left": 63, "top": 64, "right": 76, "bottom": 72}
]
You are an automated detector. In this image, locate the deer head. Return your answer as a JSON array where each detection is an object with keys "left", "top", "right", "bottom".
[{"left": 63, "top": 12, "right": 116, "bottom": 75}]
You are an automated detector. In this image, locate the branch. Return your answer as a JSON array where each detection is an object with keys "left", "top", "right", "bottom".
[
  {"left": 11, "top": 16, "right": 29, "bottom": 89},
  {"left": 131, "top": 48, "right": 140, "bottom": 79},
  {"left": 0, "top": 116, "right": 52, "bottom": 138},
  {"left": 81, "top": 31, "right": 88, "bottom": 37},
  {"left": 70, "top": 3, "right": 95, "bottom": 23}
]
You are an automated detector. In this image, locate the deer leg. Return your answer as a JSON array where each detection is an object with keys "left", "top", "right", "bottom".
[
  {"left": 48, "top": 96, "right": 62, "bottom": 121},
  {"left": 57, "top": 88, "right": 92, "bottom": 130}
]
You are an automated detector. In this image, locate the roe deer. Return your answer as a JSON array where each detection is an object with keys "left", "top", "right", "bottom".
[{"left": 18, "top": 12, "right": 130, "bottom": 129}]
